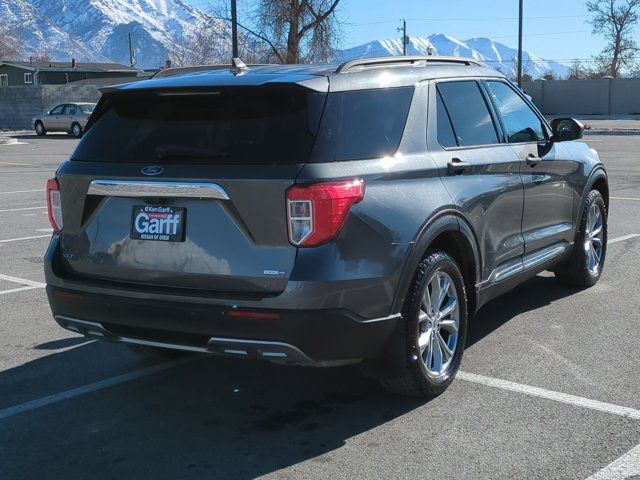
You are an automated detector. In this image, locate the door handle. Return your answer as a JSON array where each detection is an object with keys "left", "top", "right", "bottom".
[
  {"left": 526, "top": 154, "right": 542, "bottom": 167},
  {"left": 447, "top": 158, "right": 470, "bottom": 175}
]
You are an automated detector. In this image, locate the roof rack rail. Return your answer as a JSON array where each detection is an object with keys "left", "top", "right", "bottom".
[{"left": 336, "top": 56, "right": 484, "bottom": 73}]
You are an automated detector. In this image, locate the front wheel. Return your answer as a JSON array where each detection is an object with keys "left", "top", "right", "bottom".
[
  {"left": 555, "top": 190, "right": 607, "bottom": 287},
  {"left": 380, "top": 250, "right": 468, "bottom": 398}
]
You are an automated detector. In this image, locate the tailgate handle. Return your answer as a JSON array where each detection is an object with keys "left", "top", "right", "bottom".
[{"left": 87, "top": 180, "right": 230, "bottom": 200}]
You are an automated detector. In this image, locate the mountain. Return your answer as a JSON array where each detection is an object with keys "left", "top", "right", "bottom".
[
  {"left": 338, "top": 34, "right": 570, "bottom": 79},
  {"left": 1, "top": 0, "right": 229, "bottom": 69},
  {"left": 1, "top": 0, "right": 104, "bottom": 62},
  {"left": 1, "top": 1, "right": 568, "bottom": 77}
]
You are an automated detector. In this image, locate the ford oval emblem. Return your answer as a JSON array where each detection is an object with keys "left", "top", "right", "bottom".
[{"left": 141, "top": 166, "right": 164, "bottom": 176}]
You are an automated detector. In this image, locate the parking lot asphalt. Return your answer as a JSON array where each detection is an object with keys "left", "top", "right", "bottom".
[{"left": 0, "top": 131, "right": 639, "bottom": 479}]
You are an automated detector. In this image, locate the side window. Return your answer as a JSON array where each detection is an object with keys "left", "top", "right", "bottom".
[
  {"left": 437, "top": 81, "right": 499, "bottom": 147},
  {"left": 64, "top": 105, "right": 77, "bottom": 115},
  {"left": 436, "top": 91, "right": 457, "bottom": 148},
  {"left": 50, "top": 105, "right": 64, "bottom": 115},
  {"left": 485, "top": 81, "right": 545, "bottom": 143},
  {"left": 313, "top": 87, "right": 414, "bottom": 161}
]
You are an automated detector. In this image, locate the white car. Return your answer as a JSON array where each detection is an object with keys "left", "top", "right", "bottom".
[{"left": 33, "top": 102, "right": 96, "bottom": 138}]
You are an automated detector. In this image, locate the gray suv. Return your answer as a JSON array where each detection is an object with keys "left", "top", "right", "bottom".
[{"left": 44, "top": 57, "right": 608, "bottom": 397}]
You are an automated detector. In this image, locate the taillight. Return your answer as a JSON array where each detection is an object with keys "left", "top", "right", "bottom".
[
  {"left": 46, "top": 178, "right": 63, "bottom": 231},
  {"left": 286, "top": 179, "right": 365, "bottom": 247}
]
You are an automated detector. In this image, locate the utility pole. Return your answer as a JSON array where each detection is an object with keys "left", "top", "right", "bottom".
[
  {"left": 231, "top": 0, "right": 239, "bottom": 59},
  {"left": 128, "top": 33, "right": 135, "bottom": 68},
  {"left": 397, "top": 19, "right": 408, "bottom": 56},
  {"left": 517, "top": 0, "right": 523, "bottom": 88}
]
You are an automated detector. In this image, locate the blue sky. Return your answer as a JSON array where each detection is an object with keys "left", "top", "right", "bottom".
[{"left": 188, "top": 0, "right": 607, "bottom": 62}]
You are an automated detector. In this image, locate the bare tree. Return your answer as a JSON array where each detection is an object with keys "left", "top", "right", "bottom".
[
  {"left": 510, "top": 53, "right": 532, "bottom": 82},
  {"left": 169, "top": 27, "right": 228, "bottom": 67},
  {"left": 586, "top": 0, "right": 640, "bottom": 77},
  {"left": 0, "top": 22, "right": 20, "bottom": 61},
  {"left": 32, "top": 49, "right": 52, "bottom": 63},
  {"left": 214, "top": 0, "right": 343, "bottom": 64}
]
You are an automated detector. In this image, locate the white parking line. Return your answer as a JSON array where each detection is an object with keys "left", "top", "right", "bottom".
[
  {"left": 0, "top": 273, "right": 46, "bottom": 288},
  {"left": 0, "top": 273, "right": 46, "bottom": 295},
  {"left": 0, "top": 358, "right": 196, "bottom": 421},
  {"left": 611, "top": 196, "right": 640, "bottom": 201},
  {"left": 0, "top": 234, "right": 50, "bottom": 244},
  {"left": 586, "top": 443, "right": 640, "bottom": 479},
  {"left": 457, "top": 372, "right": 640, "bottom": 420},
  {"left": 609, "top": 234, "right": 640, "bottom": 245},
  {"left": 0, "top": 189, "right": 42, "bottom": 195},
  {"left": 0, "top": 285, "right": 43, "bottom": 296},
  {"left": 0, "top": 206, "right": 46, "bottom": 213},
  {"left": 0, "top": 161, "right": 31, "bottom": 166}
]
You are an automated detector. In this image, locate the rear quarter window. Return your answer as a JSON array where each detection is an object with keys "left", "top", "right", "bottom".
[{"left": 312, "top": 87, "right": 414, "bottom": 162}]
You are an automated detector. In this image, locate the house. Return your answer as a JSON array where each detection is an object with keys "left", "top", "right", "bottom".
[{"left": 0, "top": 60, "right": 141, "bottom": 86}]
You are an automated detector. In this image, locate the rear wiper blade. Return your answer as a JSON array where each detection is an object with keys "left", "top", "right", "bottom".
[{"left": 156, "top": 146, "right": 229, "bottom": 160}]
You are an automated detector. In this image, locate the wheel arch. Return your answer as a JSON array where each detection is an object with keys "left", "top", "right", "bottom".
[
  {"left": 587, "top": 168, "right": 609, "bottom": 212},
  {"left": 392, "top": 210, "right": 482, "bottom": 315}
]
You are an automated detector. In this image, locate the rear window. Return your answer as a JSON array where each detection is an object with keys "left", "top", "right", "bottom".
[
  {"left": 72, "top": 88, "right": 325, "bottom": 164},
  {"left": 437, "top": 81, "right": 499, "bottom": 147},
  {"left": 312, "top": 87, "right": 414, "bottom": 162},
  {"left": 79, "top": 104, "right": 95, "bottom": 114}
]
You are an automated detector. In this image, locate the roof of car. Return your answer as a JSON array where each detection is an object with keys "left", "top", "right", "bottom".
[{"left": 103, "top": 56, "right": 506, "bottom": 94}]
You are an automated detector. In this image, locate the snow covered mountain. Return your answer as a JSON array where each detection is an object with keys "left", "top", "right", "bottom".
[
  {"left": 1, "top": 1, "right": 568, "bottom": 77},
  {"left": 338, "top": 34, "right": 570, "bottom": 79},
  {"left": 1, "top": 0, "right": 229, "bottom": 69}
]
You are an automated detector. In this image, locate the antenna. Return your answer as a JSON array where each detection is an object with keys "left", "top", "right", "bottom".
[{"left": 231, "top": 57, "right": 248, "bottom": 76}]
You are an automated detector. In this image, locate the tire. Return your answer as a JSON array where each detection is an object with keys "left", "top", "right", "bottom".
[
  {"left": 379, "top": 250, "right": 468, "bottom": 398},
  {"left": 555, "top": 190, "right": 607, "bottom": 288},
  {"left": 35, "top": 121, "right": 46, "bottom": 136},
  {"left": 126, "top": 343, "right": 190, "bottom": 361},
  {"left": 71, "top": 123, "right": 83, "bottom": 138}
]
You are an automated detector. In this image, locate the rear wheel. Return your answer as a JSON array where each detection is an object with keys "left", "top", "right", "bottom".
[
  {"left": 380, "top": 250, "right": 467, "bottom": 398},
  {"left": 35, "top": 121, "right": 46, "bottom": 136},
  {"left": 555, "top": 190, "right": 607, "bottom": 287},
  {"left": 71, "top": 123, "right": 83, "bottom": 138},
  {"left": 126, "top": 343, "right": 190, "bottom": 361}
]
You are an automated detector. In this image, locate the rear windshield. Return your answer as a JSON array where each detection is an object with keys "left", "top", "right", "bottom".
[
  {"left": 72, "top": 88, "right": 325, "bottom": 164},
  {"left": 311, "top": 87, "right": 414, "bottom": 162},
  {"left": 79, "top": 104, "right": 95, "bottom": 114}
]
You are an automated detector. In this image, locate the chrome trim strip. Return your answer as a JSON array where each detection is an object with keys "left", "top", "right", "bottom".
[
  {"left": 492, "top": 261, "right": 524, "bottom": 283},
  {"left": 523, "top": 244, "right": 567, "bottom": 270},
  {"left": 207, "top": 337, "right": 315, "bottom": 363},
  {"left": 54, "top": 316, "right": 316, "bottom": 362},
  {"left": 55, "top": 316, "right": 210, "bottom": 353},
  {"left": 483, "top": 243, "right": 569, "bottom": 286},
  {"left": 87, "top": 180, "right": 230, "bottom": 200}
]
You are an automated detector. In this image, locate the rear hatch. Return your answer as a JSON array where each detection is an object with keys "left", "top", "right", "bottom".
[{"left": 56, "top": 86, "right": 326, "bottom": 297}]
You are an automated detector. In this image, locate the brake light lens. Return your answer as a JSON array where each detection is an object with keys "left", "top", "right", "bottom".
[
  {"left": 286, "top": 179, "right": 365, "bottom": 247},
  {"left": 46, "top": 178, "right": 63, "bottom": 231}
]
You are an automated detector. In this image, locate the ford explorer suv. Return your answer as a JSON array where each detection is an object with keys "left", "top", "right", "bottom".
[{"left": 44, "top": 56, "right": 608, "bottom": 397}]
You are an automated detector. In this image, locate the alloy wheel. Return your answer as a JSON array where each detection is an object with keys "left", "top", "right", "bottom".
[
  {"left": 585, "top": 203, "right": 604, "bottom": 275},
  {"left": 417, "top": 270, "right": 460, "bottom": 378}
]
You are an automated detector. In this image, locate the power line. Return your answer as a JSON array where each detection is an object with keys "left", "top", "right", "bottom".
[{"left": 348, "top": 14, "right": 590, "bottom": 26}]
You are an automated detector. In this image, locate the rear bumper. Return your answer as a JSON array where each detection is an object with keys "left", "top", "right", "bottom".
[{"left": 47, "top": 286, "right": 400, "bottom": 363}]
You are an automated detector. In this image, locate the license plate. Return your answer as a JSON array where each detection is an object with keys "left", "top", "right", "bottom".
[{"left": 131, "top": 205, "right": 186, "bottom": 242}]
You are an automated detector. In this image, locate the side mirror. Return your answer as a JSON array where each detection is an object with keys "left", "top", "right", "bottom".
[{"left": 550, "top": 118, "right": 584, "bottom": 142}]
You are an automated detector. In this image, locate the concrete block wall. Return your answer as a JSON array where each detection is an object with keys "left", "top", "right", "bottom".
[
  {"left": 0, "top": 77, "right": 140, "bottom": 130},
  {"left": 524, "top": 78, "right": 640, "bottom": 115}
]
